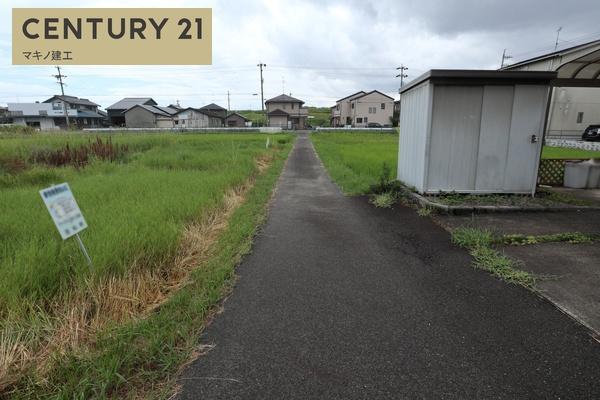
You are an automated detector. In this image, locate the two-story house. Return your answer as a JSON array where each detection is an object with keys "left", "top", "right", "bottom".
[
  {"left": 330, "top": 91, "right": 366, "bottom": 127},
  {"left": 42, "top": 95, "right": 105, "bottom": 128},
  {"left": 265, "top": 94, "right": 308, "bottom": 129},
  {"left": 9, "top": 95, "right": 104, "bottom": 129},
  {"left": 331, "top": 90, "right": 395, "bottom": 127}
]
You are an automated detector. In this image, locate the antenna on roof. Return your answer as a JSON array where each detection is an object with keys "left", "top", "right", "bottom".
[
  {"left": 554, "top": 26, "right": 563, "bottom": 51},
  {"left": 500, "top": 49, "right": 513, "bottom": 68}
]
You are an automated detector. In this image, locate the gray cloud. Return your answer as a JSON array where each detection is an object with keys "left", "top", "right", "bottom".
[{"left": 1, "top": 0, "right": 599, "bottom": 108}]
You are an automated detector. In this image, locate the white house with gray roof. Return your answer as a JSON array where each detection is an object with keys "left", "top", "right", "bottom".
[{"left": 8, "top": 94, "right": 105, "bottom": 129}]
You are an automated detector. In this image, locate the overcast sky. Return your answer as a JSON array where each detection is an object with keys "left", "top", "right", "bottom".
[{"left": 1, "top": 0, "right": 599, "bottom": 109}]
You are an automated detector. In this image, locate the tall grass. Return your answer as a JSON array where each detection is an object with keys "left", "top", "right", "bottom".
[
  {"left": 0, "top": 133, "right": 292, "bottom": 390},
  {"left": 1, "top": 134, "right": 285, "bottom": 309},
  {"left": 311, "top": 132, "right": 398, "bottom": 194},
  {"left": 0, "top": 132, "right": 293, "bottom": 397}
]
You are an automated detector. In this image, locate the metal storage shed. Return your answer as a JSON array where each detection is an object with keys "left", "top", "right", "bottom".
[{"left": 397, "top": 70, "right": 556, "bottom": 195}]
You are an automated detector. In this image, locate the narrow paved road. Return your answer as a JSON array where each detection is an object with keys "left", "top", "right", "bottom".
[{"left": 179, "top": 133, "right": 600, "bottom": 399}]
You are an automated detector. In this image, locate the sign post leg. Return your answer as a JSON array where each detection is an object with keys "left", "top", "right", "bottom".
[{"left": 75, "top": 233, "right": 93, "bottom": 268}]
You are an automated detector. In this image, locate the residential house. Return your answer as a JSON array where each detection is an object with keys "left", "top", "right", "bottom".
[
  {"left": 0, "top": 106, "right": 9, "bottom": 124},
  {"left": 8, "top": 102, "right": 78, "bottom": 130},
  {"left": 173, "top": 107, "right": 224, "bottom": 128},
  {"left": 123, "top": 104, "right": 179, "bottom": 128},
  {"left": 330, "top": 91, "right": 366, "bottom": 127},
  {"left": 501, "top": 39, "right": 600, "bottom": 138},
  {"left": 107, "top": 97, "right": 157, "bottom": 126},
  {"left": 331, "top": 90, "right": 394, "bottom": 127},
  {"left": 199, "top": 103, "right": 227, "bottom": 120},
  {"left": 41, "top": 95, "right": 104, "bottom": 128},
  {"left": 8, "top": 94, "right": 104, "bottom": 129},
  {"left": 265, "top": 94, "right": 308, "bottom": 129},
  {"left": 225, "top": 112, "right": 250, "bottom": 127}
]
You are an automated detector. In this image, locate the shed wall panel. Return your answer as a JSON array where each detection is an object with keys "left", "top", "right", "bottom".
[
  {"left": 397, "top": 82, "right": 430, "bottom": 191},
  {"left": 475, "top": 86, "right": 514, "bottom": 190},
  {"left": 503, "top": 85, "right": 547, "bottom": 192},
  {"left": 427, "top": 86, "right": 483, "bottom": 191}
]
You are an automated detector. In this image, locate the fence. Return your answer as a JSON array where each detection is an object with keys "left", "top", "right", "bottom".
[
  {"left": 545, "top": 138, "right": 600, "bottom": 152},
  {"left": 537, "top": 159, "right": 590, "bottom": 186}
]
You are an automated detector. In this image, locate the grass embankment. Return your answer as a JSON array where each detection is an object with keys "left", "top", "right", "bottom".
[
  {"left": 0, "top": 132, "right": 293, "bottom": 397},
  {"left": 311, "top": 132, "right": 398, "bottom": 194}
]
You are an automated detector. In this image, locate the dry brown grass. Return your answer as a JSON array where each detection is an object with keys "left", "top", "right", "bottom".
[{"left": 0, "top": 155, "right": 272, "bottom": 393}]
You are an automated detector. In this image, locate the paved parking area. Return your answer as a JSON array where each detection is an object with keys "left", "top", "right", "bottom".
[{"left": 436, "top": 210, "right": 600, "bottom": 336}]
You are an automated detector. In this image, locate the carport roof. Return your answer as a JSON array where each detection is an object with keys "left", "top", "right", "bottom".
[{"left": 502, "top": 39, "right": 600, "bottom": 87}]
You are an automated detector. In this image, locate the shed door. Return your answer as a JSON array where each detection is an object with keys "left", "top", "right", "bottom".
[
  {"left": 427, "top": 86, "right": 483, "bottom": 191},
  {"left": 503, "top": 85, "right": 547, "bottom": 193}
]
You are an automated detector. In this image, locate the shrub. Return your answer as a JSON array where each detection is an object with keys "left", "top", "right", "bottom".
[
  {"left": 0, "top": 125, "right": 38, "bottom": 135},
  {"left": 29, "top": 136, "right": 129, "bottom": 168},
  {"left": 370, "top": 191, "right": 397, "bottom": 208}
]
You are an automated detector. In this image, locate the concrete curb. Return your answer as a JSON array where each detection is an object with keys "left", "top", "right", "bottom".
[{"left": 407, "top": 191, "right": 600, "bottom": 215}]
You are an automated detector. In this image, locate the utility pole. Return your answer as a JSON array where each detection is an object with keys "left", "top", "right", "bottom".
[
  {"left": 395, "top": 64, "right": 408, "bottom": 88},
  {"left": 227, "top": 90, "right": 231, "bottom": 111},
  {"left": 52, "top": 66, "right": 70, "bottom": 127},
  {"left": 554, "top": 26, "right": 562, "bottom": 51},
  {"left": 500, "top": 49, "right": 513, "bottom": 68},
  {"left": 257, "top": 62, "right": 266, "bottom": 125}
]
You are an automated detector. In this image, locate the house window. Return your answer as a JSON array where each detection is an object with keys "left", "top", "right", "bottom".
[
  {"left": 351, "top": 103, "right": 355, "bottom": 109},
  {"left": 381, "top": 103, "right": 385, "bottom": 110},
  {"left": 356, "top": 117, "right": 362, "bottom": 123},
  {"left": 52, "top": 102, "right": 62, "bottom": 110},
  {"left": 283, "top": 104, "right": 287, "bottom": 110},
  {"left": 368, "top": 107, "right": 377, "bottom": 114},
  {"left": 336, "top": 104, "right": 340, "bottom": 110},
  {"left": 291, "top": 103, "right": 295, "bottom": 110},
  {"left": 577, "top": 112, "right": 584, "bottom": 123},
  {"left": 364, "top": 117, "right": 368, "bottom": 123}
]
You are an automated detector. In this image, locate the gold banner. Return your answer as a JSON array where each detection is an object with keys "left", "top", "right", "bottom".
[{"left": 12, "top": 8, "right": 212, "bottom": 65}]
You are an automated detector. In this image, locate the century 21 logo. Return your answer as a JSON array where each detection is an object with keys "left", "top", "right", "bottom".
[
  {"left": 12, "top": 9, "right": 212, "bottom": 65},
  {"left": 21, "top": 17, "right": 203, "bottom": 40}
]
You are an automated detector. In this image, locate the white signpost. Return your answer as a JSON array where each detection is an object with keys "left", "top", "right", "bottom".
[{"left": 40, "top": 183, "right": 92, "bottom": 267}]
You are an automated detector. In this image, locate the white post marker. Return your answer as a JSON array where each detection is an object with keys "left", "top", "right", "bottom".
[{"left": 40, "top": 183, "right": 92, "bottom": 267}]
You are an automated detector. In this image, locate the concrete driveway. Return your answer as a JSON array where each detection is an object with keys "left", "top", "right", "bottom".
[{"left": 178, "top": 133, "right": 600, "bottom": 399}]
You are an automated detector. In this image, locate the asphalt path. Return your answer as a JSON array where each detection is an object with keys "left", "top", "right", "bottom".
[{"left": 178, "top": 133, "right": 600, "bottom": 399}]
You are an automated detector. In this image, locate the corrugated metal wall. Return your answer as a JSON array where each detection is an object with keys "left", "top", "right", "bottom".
[
  {"left": 397, "top": 82, "right": 431, "bottom": 192},
  {"left": 399, "top": 82, "right": 547, "bottom": 194},
  {"left": 427, "top": 86, "right": 483, "bottom": 191}
]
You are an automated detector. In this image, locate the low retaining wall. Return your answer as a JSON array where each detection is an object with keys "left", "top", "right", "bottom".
[
  {"left": 315, "top": 127, "right": 396, "bottom": 133},
  {"left": 545, "top": 139, "right": 600, "bottom": 152}
]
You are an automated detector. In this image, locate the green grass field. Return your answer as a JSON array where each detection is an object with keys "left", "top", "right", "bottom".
[
  {"left": 311, "top": 132, "right": 398, "bottom": 194},
  {"left": 312, "top": 132, "right": 600, "bottom": 195},
  {"left": 0, "top": 132, "right": 292, "bottom": 396}
]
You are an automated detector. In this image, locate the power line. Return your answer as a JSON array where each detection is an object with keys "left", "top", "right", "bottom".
[
  {"left": 395, "top": 64, "right": 408, "bottom": 88},
  {"left": 51, "top": 66, "right": 70, "bottom": 126},
  {"left": 257, "top": 62, "right": 266, "bottom": 123}
]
